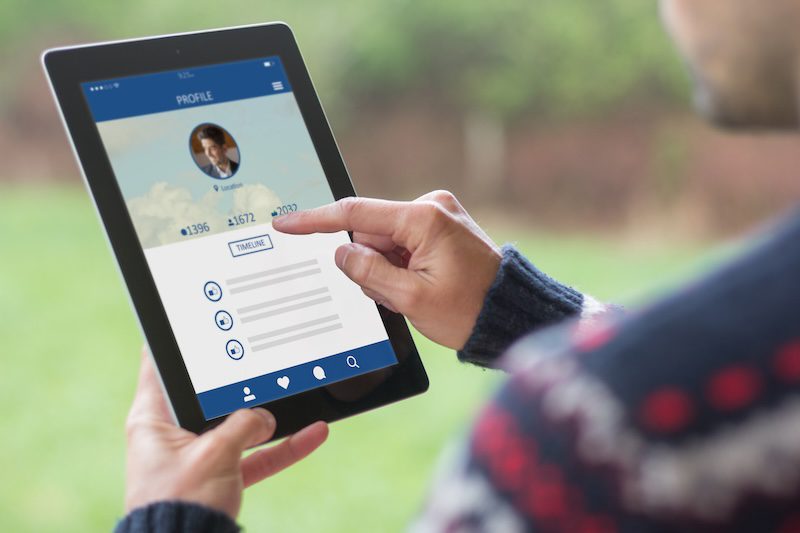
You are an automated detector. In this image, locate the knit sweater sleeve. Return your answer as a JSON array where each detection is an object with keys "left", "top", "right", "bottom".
[
  {"left": 457, "top": 245, "right": 609, "bottom": 368},
  {"left": 113, "top": 502, "right": 240, "bottom": 533}
]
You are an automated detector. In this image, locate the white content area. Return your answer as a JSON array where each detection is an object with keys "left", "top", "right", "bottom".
[{"left": 145, "top": 222, "right": 390, "bottom": 393}]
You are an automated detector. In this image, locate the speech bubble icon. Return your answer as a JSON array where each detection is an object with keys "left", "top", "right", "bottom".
[{"left": 312, "top": 365, "right": 326, "bottom": 380}]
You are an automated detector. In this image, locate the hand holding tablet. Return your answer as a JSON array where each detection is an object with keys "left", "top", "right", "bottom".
[
  {"left": 124, "top": 350, "right": 328, "bottom": 518},
  {"left": 43, "top": 23, "right": 428, "bottom": 437}
]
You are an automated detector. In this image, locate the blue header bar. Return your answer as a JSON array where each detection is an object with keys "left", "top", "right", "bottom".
[{"left": 82, "top": 56, "right": 291, "bottom": 122}]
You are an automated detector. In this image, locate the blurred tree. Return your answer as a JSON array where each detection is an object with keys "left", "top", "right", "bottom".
[
  {"left": 328, "top": 0, "right": 686, "bottom": 194},
  {"left": 3, "top": 0, "right": 685, "bottom": 119},
  {"left": 335, "top": 0, "right": 686, "bottom": 119},
  {"left": 1, "top": 0, "right": 688, "bottom": 195}
]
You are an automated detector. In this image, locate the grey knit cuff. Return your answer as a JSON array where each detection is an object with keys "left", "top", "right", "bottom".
[
  {"left": 457, "top": 245, "right": 584, "bottom": 368},
  {"left": 114, "top": 501, "right": 240, "bottom": 533}
]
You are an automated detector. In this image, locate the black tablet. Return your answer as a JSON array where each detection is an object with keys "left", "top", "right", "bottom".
[{"left": 43, "top": 22, "right": 428, "bottom": 438}]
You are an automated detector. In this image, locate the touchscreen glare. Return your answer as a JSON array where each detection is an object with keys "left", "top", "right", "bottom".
[{"left": 81, "top": 57, "right": 398, "bottom": 419}]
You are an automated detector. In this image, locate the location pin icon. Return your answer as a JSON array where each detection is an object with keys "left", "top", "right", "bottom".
[{"left": 213, "top": 185, "right": 219, "bottom": 192}]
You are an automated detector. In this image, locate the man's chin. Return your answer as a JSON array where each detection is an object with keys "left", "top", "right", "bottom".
[{"left": 694, "top": 88, "right": 800, "bottom": 132}]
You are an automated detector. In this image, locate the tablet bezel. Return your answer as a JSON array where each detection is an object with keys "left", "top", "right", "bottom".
[{"left": 43, "top": 22, "right": 428, "bottom": 438}]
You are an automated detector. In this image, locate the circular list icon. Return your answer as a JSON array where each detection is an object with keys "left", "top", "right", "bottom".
[
  {"left": 226, "top": 340, "right": 244, "bottom": 360},
  {"left": 204, "top": 281, "right": 222, "bottom": 302},
  {"left": 215, "top": 310, "right": 234, "bottom": 331}
]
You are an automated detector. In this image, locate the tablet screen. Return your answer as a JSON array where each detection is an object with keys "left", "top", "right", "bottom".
[{"left": 81, "top": 57, "right": 398, "bottom": 420}]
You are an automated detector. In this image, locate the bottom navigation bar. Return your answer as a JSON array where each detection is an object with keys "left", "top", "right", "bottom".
[{"left": 196, "top": 339, "right": 397, "bottom": 419}]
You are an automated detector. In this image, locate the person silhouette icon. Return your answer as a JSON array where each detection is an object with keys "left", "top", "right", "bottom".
[{"left": 243, "top": 386, "right": 256, "bottom": 403}]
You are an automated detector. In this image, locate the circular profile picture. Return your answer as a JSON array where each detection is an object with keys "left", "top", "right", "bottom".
[{"left": 189, "top": 123, "right": 241, "bottom": 180}]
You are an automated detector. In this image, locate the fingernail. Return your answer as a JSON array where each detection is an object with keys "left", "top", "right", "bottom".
[
  {"left": 254, "top": 408, "right": 275, "bottom": 428},
  {"left": 335, "top": 244, "right": 353, "bottom": 269}
]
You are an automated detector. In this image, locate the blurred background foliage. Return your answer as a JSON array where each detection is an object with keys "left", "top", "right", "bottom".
[
  {"left": 2, "top": 1, "right": 800, "bottom": 531},
  {"left": 1, "top": 0, "right": 686, "bottom": 117},
  {"left": 4, "top": 0, "right": 800, "bottom": 233}
]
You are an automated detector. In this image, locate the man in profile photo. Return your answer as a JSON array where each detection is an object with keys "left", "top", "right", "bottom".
[{"left": 197, "top": 125, "right": 239, "bottom": 178}]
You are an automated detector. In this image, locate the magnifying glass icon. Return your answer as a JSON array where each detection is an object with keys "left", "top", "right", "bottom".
[{"left": 346, "top": 355, "right": 360, "bottom": 369}]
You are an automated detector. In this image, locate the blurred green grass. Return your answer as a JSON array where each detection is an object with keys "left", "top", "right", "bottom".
[{"left": 0, "top": 186, "right": 713, "bottom": 532}]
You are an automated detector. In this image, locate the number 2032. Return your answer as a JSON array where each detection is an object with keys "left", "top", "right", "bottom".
[{"left": 272, "top": 204, "right": 298, "bottom": 216}]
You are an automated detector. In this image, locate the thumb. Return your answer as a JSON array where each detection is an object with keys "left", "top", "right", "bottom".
[
  {"left": 204, "top": 408, "right": 276, "bottom": 458},
  {"left": 335, "top": 243, "right": 418, "bottom": 312}
]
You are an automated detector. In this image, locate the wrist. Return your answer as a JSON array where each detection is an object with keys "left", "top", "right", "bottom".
[
  {"left": 458, "top": 245, "right": 584, "bottom": 367},
  {"left": 456, "top": 244, "right": 502, "bottom": 347}
]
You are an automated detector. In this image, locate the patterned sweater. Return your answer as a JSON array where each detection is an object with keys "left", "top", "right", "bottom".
[{"left": 117, "top": 209, "right": 800, "bottom": 533}]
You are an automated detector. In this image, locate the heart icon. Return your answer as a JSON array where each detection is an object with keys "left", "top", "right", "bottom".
[{"left": 277, "top": 376, "right": 290, "bottom": 389}]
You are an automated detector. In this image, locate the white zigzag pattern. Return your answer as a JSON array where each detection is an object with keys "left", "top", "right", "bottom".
[{"left": 505, "top": 341, "right": 800, "bottom": 522}]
